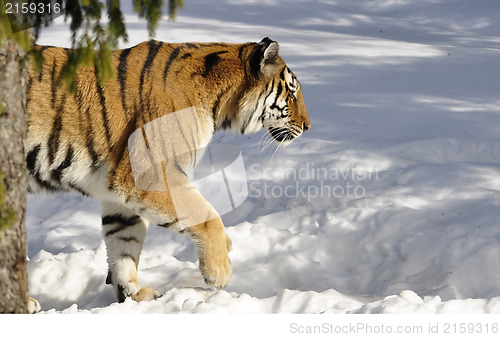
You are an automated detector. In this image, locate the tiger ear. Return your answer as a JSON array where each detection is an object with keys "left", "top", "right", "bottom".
[
  {"left": 259, "top": 37, "right": 279, "bottom": 71},
  {"left": 251, "top": 37, "right": 281, "bottom": 77}
]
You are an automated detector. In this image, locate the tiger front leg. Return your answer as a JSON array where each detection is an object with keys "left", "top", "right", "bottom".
[
  {"left": 146, "top": 175, "right": 233, "bottom": 289},
  {"left": 101, "top": 201, "right": 161, "bottom": 303},
  {"left": 183, "top": 217, "right": 233, "bottom": 289}
]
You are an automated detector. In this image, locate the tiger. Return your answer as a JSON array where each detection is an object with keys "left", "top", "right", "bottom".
[{"left": 26, "top": 37, "right": 311, "bottom": 304}]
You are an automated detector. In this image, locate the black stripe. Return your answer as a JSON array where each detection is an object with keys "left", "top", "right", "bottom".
[
  {"left": 158, "top": 219, "right": 179, "bottom": 228},
  {"left": 26, "top": 75, "right": 33, "bottom": 106},
  {"left": 27, "top": 74, "right": 33, "bottom": 89},
  {"left": 80, "top": 104, "right": 101, "bottom": 173},
  {"left": 220, "top": 117, "right": 232, "bottom": 130},
  {"left": 274, "top": 82, "right": 283, "bottom": 104},
  {"left": 140, "top": 41, "right": 163, "bottom": 115},
  {"left": 107, "top": 111, "right": 138, "bottom": 191},
  {"left": 117, "top": 284, "right": 126, "bottom": 303},
  {"left": 203, "top": 51, "right": 228, "bottom": 77},
  {"left": 50, "top": 59, "right": 58, "bottom": 108},
  {"left": 33, "top": 176, "right": 58, "bottom": 192},
  {"left": 238, "top": 43, "right": 251, "bottom": 80},
  {"left": 259, "top": 106, "right": 267, "bottom": 123},
  {"left": 279, "top": 67, "right": 286, "bottom": 80},
  {"left": 102, "top": 214, "right": 140, "bottom": 225},
  {"left": 140, "top": 40, "right": 163, "bottom": 93},
  {"left": 102, "top": 214, "right": 141, "bottom": 237},
  {"left": 238, "top": 44, "right": 247, "bottom": 60},
  {"left": 27, "top": 144, "right": 57, "bottom": 193},
  {"left": 47, "top": 112, "right": 63, "bottom": 165},
  {"left": 26, "top": 144, "right": 41, "bottom": 173},
  {"left": 68, "top": 182, "right": 89, "bottom": 196},
  {"left": 117, "top": 236, "right": 140, "bottom": 243},
  {"left": 86, "top": 119, "right": 102, "bottom": 172},
  {"left": 212, "top": 91, "right": 225, "bottom": 128},
  {"left": 181, "top": 53, "right": 192, "bottom": 59},
  {"left": 38, "top": 66, "right": 44, "bottom": 82},
  {"left": 276, "top": 81, "right": 283, "bottom": 97},
  {"left": 95, "top": 77, "right": 112, "bottom": 145},
  {"left": 162, "top": 47, "right": 181, "bottom": 85},
  {"left": 270, "top": 102, "right": 285, "bottom": 114},
  {"left": 118, "top": 48, "right": 133, "bottom": 116},
  {"left": 32, "top": 170, "right": 58, "bottom": 193},
  {"left": 39, "top": 45, "right": 53, "bottom": 53},
  {"left": 74, "top": 78, "right": 96, "bottom": 169},
  {"left": 145, "top": 40, "right": 163, "bottom": 71},
  {"left": 106, "top": 271, "right": 112, "bottom": 285},
  {"left": 269, "top": 81, "right": 286, "bottom": 114},
  {"left": 143, "top": 86, "right": 155, "bottom": 121},
  {"left": 51, "top": 145, "right": 74, "bottom": 183},
  {"left": 240, "top": 121, "right": 249, "bottom": 134},
  {"left": 263, "top": 79, "right": 275, "bottom": 103},
  {"left": 141, "top": 41, "right": 163, "bottom": 80}
]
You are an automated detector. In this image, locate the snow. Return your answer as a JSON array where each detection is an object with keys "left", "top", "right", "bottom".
[{"left": 25, "top": 0, "right": 500, "bottom": 316}]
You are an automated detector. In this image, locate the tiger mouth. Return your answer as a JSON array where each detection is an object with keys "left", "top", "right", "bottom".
[{"left": 268, "top": 126, "right": 302, "bottom": 144}]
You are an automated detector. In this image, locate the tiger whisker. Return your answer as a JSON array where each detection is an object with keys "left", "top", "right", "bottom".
[
  {"left": 263, "top": 130, "right": 283, "bottom": 151},
  {"left": 271, "top": 142, "right": 281, "bottom": 158},
  {"left": 258, "top": 131, "right": 270, "bottom": 150},
  {"left": 268, "top": 128, "right": 290, "bottom": 158},
  {"left": 262, "top": 139, "right": 275, "bottom": 153},
  {"left": 262, "top": 132, "right": 277, "bottom": 152}
]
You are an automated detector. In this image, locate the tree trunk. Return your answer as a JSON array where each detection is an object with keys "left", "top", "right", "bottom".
[{"left": 0, "top": 40, "right": 29, "bottom": 314}]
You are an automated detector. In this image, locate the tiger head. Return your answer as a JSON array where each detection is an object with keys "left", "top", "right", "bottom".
[{"left": 236, "top": 38, "right": 311, "bottom": 146}]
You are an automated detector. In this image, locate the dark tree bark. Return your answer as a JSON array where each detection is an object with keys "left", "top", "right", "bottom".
[{"left": 0, "top": 40, "right": 29, "bottom": 314}]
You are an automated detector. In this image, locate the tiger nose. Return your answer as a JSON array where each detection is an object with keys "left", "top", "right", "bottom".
[{"left": 302, "top": 122, "right": 311, "bottom": 131}]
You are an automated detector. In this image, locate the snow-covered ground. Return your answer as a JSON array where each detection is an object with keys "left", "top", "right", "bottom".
[{"left": 26, "top": 0, "right": 500, "bottom": 315}]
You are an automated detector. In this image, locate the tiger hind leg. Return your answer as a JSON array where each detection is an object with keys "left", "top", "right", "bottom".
[{"left": 101, "top": 201, "right": 161, "bottom": 303}]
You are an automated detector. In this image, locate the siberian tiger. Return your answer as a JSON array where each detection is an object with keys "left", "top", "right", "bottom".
[{"left": 26, "top": 37, "right": 311, "bottom": 304}]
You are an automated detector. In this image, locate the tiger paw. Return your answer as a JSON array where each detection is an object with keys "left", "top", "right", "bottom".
[
  {"left": 132, "top": 286, "right": 162, "bottom": 302},
  {"left": 198, "top": 231, "right": 233, "bottom": 289}
]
